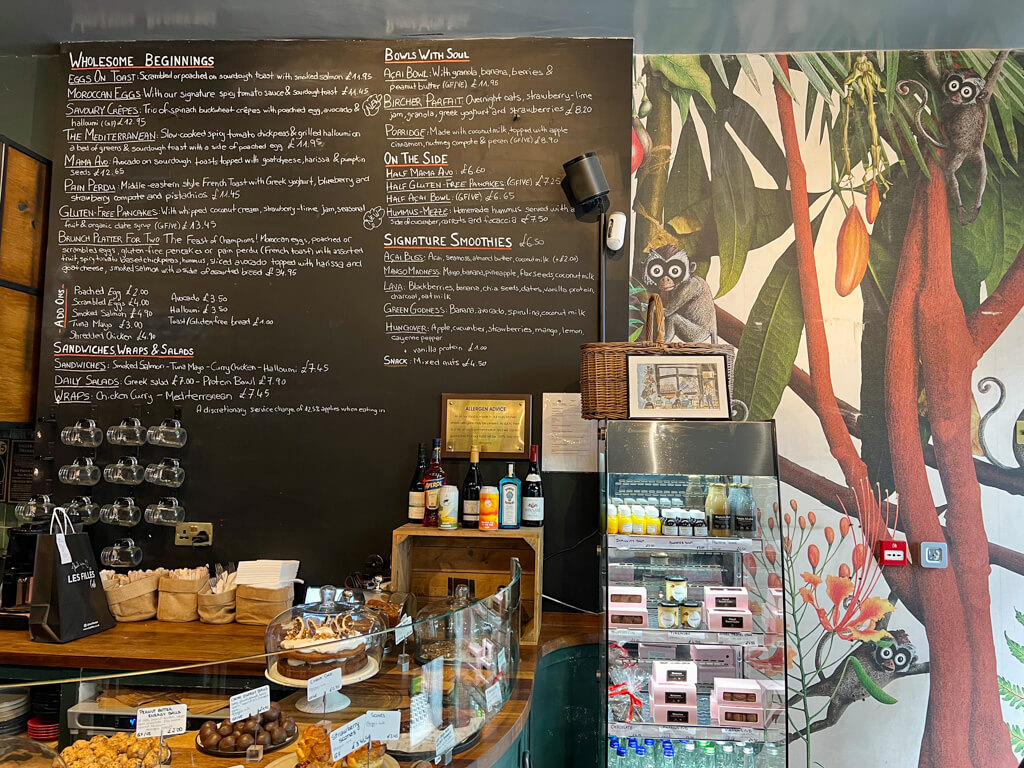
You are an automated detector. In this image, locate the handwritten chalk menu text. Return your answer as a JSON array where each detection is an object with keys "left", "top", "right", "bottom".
[{"left": 39, "top": 40, "right": 631, "bottom": 578}]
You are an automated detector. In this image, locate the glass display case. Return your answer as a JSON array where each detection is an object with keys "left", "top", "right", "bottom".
[
  {"left": 602, "top": 421, "right": 787, "bottom": 767},
  {"left": 0, "top": 561, "right": 523, "bottom": 767}
]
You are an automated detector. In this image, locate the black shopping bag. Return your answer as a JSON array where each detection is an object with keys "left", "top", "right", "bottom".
[{"left": 29, "top": 510, "right": 115, "bottom": 643}]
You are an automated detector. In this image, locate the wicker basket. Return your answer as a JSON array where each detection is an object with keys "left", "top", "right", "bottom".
[{"left": 580, "top": 294, "right": 735, "bottom": 419}]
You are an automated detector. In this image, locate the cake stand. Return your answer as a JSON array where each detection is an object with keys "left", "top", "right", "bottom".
[{"left": 264, "top": 656, "right": 380, "bottom": 713}]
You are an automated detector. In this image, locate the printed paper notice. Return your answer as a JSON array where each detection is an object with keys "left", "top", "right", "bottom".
[
  {"left": 136, "top": 704, "right": 187, "bottom": 738},
  {"left": 542, "top": 393, "right": 597, "bottom": 472},
  {"left": 229, "top": 685, "right": 270, "bottom": 722},
  {"left": 408, "top": 693, "right": 432, "bottom": 748}
]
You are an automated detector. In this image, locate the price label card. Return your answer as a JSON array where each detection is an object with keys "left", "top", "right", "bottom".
[
  {"left": 395, "top": 614, "right": 412, "bottom": 644},
  {"left": 484, "top": 682, "right": 502, "bottom": 713},
  {"left": 434, "top": 724, "right": 456, "bottom": 764},
  {"left": 135, "top": 704, "right": 187, "bottom": 738},
  {"left": 722, "top": 727, "right": 756, "bottom": 739},
  {"left": 408, "top": 693, "right": 432, "bottom": 748},
  {"left": 365, "top": 710, "right": 401, "bottom": 741},
  {"left": 330, "top": 716, "right": 366, "bottom": 762},
  {"left": 307, "top": 668, "right": 343, "bottom": 700},
  {"left": 229, "top": 686, "right": 270, "bottom": 722}
]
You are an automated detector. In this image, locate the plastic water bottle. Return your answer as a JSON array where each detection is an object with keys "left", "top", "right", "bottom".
[
  {"left": 701, "top": 745, "right": 717, "bottom": 768},
  {"left": 609, "top": 736, "right": 619, "bottom": 765},
  {"left": 741, "top": 745, "right": 757, "bottom": 768},
  {"left": 628, "top": 737, "right": 640, "bottom": 751},
  {"left": 681, "top": 741, "right": 698, "bottom": 768},
  {"left": 718, "top": 743, "right": 736, "bottom": 768},
  {"left": 645, "top": 738, "right": 659, "bottom": 759},
  {"left": 616, "top": 747, "right": 629, "bottom": 768},
  {"left": 762, "top": 744, "right": 783, "bottom": 768},
  {"left": 661, "top": 747, "right": 676, "bottom": 768}
]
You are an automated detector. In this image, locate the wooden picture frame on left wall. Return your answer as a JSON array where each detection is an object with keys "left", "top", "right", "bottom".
[{"left": 0, "top": 136, "right": 51, "bottom": 424}]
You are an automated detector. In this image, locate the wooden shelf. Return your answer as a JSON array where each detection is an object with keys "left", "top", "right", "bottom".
[{"left": 391, "top": 524, "right": 544, "bottom": 644}]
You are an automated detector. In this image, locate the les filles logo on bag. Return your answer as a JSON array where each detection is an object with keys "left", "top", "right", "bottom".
[{"left": 67, "top": 560, "right": 96, "bottom": 587}]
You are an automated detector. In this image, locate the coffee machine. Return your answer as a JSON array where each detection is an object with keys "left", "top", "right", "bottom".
[{"left": 0, "top": 523, "right": 46, "bottom": 628}]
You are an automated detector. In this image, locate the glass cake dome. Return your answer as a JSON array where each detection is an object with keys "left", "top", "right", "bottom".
[
  {"left": 412, "top": 583, "right": 508, "bottom": 666},
  {"left": 264, "top": 585, "right": 387, "bottom": 694}
]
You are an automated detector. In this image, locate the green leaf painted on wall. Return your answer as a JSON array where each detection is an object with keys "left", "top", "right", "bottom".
[
  {"left": 1000, "top": 677, "right": 1024, "bottom": 710},
  {"left": 731, "top": 247, "right": 804, "bottom": 421},
  {"left": 648, "top": 55, "right": 715, "bottom": 112},
  {"left": 711, "top": 125, "right": 756, "bottom": 297},
  {"left": 1007, "top": 633, "right": 1024, "bottom": 666},
  {"left": 723, "top": 93, "right": 789, "bottom": 189},
  {"left": 950, "top": 172, "right": 1024, "bottom": 296},
  {"left": 664, "top": 116, "right": 710, "bottom": 239}
]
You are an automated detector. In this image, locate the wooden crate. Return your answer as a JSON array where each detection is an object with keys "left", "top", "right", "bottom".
[{"left": 391, "top": 524, "right": 543, "bottom": 644}]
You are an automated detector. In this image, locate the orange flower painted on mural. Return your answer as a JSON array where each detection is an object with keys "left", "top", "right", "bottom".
[{"left": 799, "top": 572, "right": 894, "bottom": 642}]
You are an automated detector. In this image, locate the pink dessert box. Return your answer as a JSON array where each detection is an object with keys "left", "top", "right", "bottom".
[
  {"left": 705, "top": 605, "right": 753, "bottom": 632},
  {"left": 652, "top": 660, "right": 699, "bottom": 685},
  {"left": 692, "top": 645, "right": 737, "bottom": 684},
  {"left": 651, "top": 661, "right": 698, "bottom": 706},
  {"left": 638, "top": 643, "right": 675, "bottom": 660},
  {"left": 652, "top": 702, "right": 699, "bottom": 725},
  {"left": 715, "top": 703, "right": 765, "bottom": 727},
  {"left": 608, "top": 585, "right": 648, "bottom": 608},
  {"left": 768, "top": 587, "right": 784, "bottom": 612},
  {"left": 650, "top": 678, "right": 697, "bottom": 706},
  {"left": 714, "top": 677, "right": 763, "bottom": 708},
  {"left": 703, "top": 586, "right": 749, "bottom": 610},
  {"left": 608, "top": 606, "right": 647, "bottom": 628}
]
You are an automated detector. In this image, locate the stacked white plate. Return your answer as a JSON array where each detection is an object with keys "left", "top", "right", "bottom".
[{"left": 0, "top": 689, "right": 30, "bottom": 736}]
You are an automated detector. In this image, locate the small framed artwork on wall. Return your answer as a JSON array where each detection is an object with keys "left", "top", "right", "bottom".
[{"left": 627, "top": 354, "right": 730, "bottom": 420}]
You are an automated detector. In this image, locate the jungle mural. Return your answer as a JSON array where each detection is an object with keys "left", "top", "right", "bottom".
[{"left": 629, "top": 51, "right": 1024, "bottom": 767}]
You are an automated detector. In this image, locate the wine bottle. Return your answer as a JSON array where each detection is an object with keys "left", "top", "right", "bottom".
[
  {"left": 522, "top": 444, "right": 544, "bottom": 527},
  {"left": 423, "top": 438, "right": 445, "bottom": 527},
  {"left": 498, "top": 463, "right": 521, "bottom": 529},
  {"left": 461, "top": 445, "right": 482, "bottom": 529},
  {"left": 407, "top": 442, "right": 427, "bottom": 525}
]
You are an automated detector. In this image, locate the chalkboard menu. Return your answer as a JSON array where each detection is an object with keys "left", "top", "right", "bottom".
[{"left": 38, "top": 39, "right": 631, "bottom": 590}]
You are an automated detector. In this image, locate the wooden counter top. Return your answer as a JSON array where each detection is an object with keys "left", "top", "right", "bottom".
[
  {"left": 1, "top": 612, "right": 602, "bottom": 768},
  {"left": 0, "top": 620, "right": 269, "bottom": 674}
]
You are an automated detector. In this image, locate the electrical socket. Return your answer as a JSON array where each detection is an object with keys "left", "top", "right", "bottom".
[{"left": 174, "top": 522, "right": 213, "bottom": 547}]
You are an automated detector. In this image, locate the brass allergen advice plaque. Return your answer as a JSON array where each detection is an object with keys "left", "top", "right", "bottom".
[{"left": 441, "top": 394, "right": 532, "bottom": 459}]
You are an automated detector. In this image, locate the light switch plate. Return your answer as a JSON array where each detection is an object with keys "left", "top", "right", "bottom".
[
  {"left": 919, "top": 541, "right": 949, "bottom": 569},
  {"left": 174, "top": 522, "right": 213, "bottom": 547}
]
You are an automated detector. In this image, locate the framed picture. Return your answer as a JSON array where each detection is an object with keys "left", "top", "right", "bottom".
[
  {"left": 441, "top": 393, "right": 532, "bottom": 459},
  {"left": 627, "top": 354, "right": 731, "bottom": 420}
]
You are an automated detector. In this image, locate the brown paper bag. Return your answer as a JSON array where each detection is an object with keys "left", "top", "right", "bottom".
[
  {"left": 198, "top": 586, "right": 237, "bottom": 624},
  {"left": 157, "top": 576, "right": 205, "bottom": 622},
  {"left": 235, "top": 584, "right": 294, "bottom": 625},
  {"left": 104, "top": 574, "right": 160, "bottom": 622}
]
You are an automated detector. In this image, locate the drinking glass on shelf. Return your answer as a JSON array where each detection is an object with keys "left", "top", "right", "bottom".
[
  {"left": 99, "top": 497, "right": 142, "bottom": 527},
  {"left": 59, "top": 418, "right": 104, "bottom": 448},
  {"left": 14, "top": 495, "right": 56, "bottom": 523},
  {"left": 106, "top": 417, "right": 147, "bottom": 446},
  {"left": 147, "top": 419, "right": 188, "bottom": 448},
  {"left": 100, "top": 539, "right": 143, "bottom": 567},
  {"left": 144, "top": 497, "right": 185, "bottom": 526},
  {"left": 145, "top": 458, "right": 185, "bottom": 488},
  {"left": 58, "top": 457, "right": 101, "bottom": 486},
  {"left": 64, "top": 496, "right": 101, "bottom": 525},
  {"left": 103, "top": 456, "right": 146, "bottom": 486}
]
